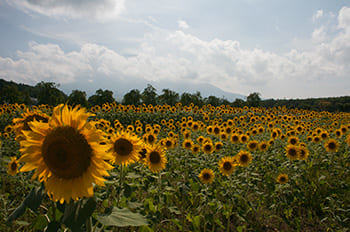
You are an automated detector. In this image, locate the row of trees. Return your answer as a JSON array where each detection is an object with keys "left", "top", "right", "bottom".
[{"left": 1, "top": 79, "right": 350, "bottom": 112}]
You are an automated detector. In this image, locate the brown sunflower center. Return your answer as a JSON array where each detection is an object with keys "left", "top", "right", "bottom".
[
  {"left": 240, "top": 154, "right": 249, "bottom": 163},
  {"left": 203, "top": 173, "right": 211, "bottom": 180},
  {"left": 249, "top": 143, "right": 257, "bottom": 149},
  {"left": 288, "top": 148, "right": 297, "bottom": 157},
  {"left": 11, "top": 161, "right": 18, "bottom": 170},
  {"left": 114, "top": 138, "right": 133, "bottom": 156},
  {"left": 165, "top": 140, "right": 172, "bottom": 147},
  {"left": 204, "top": 144, "right": 212, "bottom": 151},
  {"left": 149, "top": 151, "right": 161, "bottom": 164},
  {"left": 148, "top": 135, "right": 155, "bottom": 144},
  {"left": 280, "top": 177, "right": 286, "bottom": 182},
  {"left": 328, "top": 142, "right": 336, "bottom": 149},
  {"left": 42, "top": 126, "right": 92, "bottom": 179},
  {"left": 223, "top": 161, "right": 232, "bottom": 171}
]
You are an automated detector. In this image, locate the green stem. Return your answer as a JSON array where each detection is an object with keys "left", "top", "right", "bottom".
[
  {"left": 86, "top": 217, "right": 93, "bottom": 232},
  {"left": 51, "top": 201, "right": 56, "bottom": 222}
]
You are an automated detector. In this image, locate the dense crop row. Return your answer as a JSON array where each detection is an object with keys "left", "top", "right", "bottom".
[{"left": 0, "top": 102, "right": 349, "bottom": 231}]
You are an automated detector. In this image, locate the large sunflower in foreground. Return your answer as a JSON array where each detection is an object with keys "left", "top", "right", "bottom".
[
  {"left": 19, "top": 104, "right": 114, "bottom": 203},
  {"left": 145, "top": 143, "right": 167, "bottom": 173},
  {"left": 198, "top": 168, "right": 215, "bottom": 184},
  {"left": 107, "top": 130, "right": 143, "bottom": 166}
]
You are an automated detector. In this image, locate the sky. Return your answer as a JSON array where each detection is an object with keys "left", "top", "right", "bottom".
[{"left": 0, "top": 0, "right": 350, "bottom": 99}]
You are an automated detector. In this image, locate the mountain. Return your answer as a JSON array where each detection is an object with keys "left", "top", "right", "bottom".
[{"left": 59, "top": 76, "right": 245, "bottom": 102}]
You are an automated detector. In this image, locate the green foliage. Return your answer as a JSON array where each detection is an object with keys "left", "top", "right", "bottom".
[
  {"left": 88, "top": 89, "right": 115, "bottom": 106},
  {"left": 68, "top": 90, "right": 88, "bottom": 107}
]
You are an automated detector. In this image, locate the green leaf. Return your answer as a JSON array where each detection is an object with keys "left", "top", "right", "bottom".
[
  {"left": 45, "top": 221, "right": 61, "bottom": 232},
  {"left": 32, "top": 215, "right": 48, "bottom": 231},
  {"left": 62, "top": 198, "right": 96, "bottom": 232},
  {"left": 96, "top": 207, "right": 148, "bottom": 227},
  {"left": 6, "top": 203, "right": 26, "bottom": 223}
]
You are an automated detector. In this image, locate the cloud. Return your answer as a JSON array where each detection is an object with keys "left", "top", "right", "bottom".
[
  {"left": 313, "top": 10, "right": 324, "bottom": 22},
  {"left": 1, "top": 7, "right": 350, "bottom": 99},
  {"left": 6, "top": 0, "right": 125, "bottom": 21},
  {"left": 178, "top": 20, "right": 189, "bottom": 29}
]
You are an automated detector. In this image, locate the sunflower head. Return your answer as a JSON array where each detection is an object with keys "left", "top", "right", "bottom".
[
  {"left": 298, "top": 146, "right": 309, "bottom": 160},
  {"left": 276, "top": 174, "right": 289, "bottom": 184},
  {"left": 145, "top": 143, "right": 167, "bottom": 173},
  {"left": 258, "top": 141, "right": 269, "bottom": 152},
  {"left": 230, "top": 133, "right": 240, "bottom": 144},
  {"left": 247, "top": 140, "right": 258, "bottom": 151},
  {"left": 324, "top": 139, "right": 339, "bottom": 153},
  {"left": 202, "top": 142, "right": 214, "bottom": 154},
  {"left": 285, "top": 144, "right": 300, "bottom": 160},
  {"left": 236, "top": 150, "right": 252, "bottom": 167},
  {"left": 7, "top": 156, "right": 19, "bottom": 176},
  {"left": 198, "top": 168, "right": 215, "bottom": 184},
  {"left": 218, "top": 156, "right": 236, "bottom": 176},
  {"left": 19, "top": 104, "right": 113, "bottom": 203}
]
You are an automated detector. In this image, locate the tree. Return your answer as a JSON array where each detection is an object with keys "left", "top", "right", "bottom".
[
  {"left": 88, "top": 89, "right": 115, "bottom": 106},
  {"left": 158, "top": 89, "right": 179, "bottom": 105},
  {"left": 68, "top": 90, "right": 88, "bottom": 107},
  {"left": 232, "top": 98, "right": 245, "bottom": 107},
  {"left": 180, "top": 91, "right": 204, "bottom": 106},
  {"left": 123, "top": 89, "right": 142, "bottom": 105},
  {"left": 36, "top": 81, "right": 67, "bottom": 105},
  {"left": 246, "top": 92, "right": 261, "bottom": 107},
  {"left": 141, "top": 84, "right": 157, "bottom": 105},
  {"left": 205, "top": 95, "right": 221, "bottom": 106}
]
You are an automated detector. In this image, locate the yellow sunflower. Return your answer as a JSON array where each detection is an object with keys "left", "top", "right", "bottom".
[
  {"left": 298, "top": 146, "right": 309, "bottom": 160},
  {"left": 324, "top": 139, "right": 339, "bottom": 153},
  {"left": 258, "top": 141, "right": 269, "bottom": 152},
  {"left": 202, "top": 142, "right": 214, "bottom": 154},
  {"left": 285, "top": 144, "right": 300, "bottom": 160},
  {"left": 247, "top": 140, "right": 259, "bottom": 151},
  {"left": 145, "top": 143, "right": 167, "bottom": 173},
  {"left": 198, "top": 168, "right": 215, "bottom": 184},
  {"left": 276, "top": 174, "right": 289, "bottom": 184},
  {"left": 236, "top": 150, "right": 252, "bottom": 167},
  {"left": 107, "top": 130, "right": 143, "bottom": 166},
  {"left": 230, "top": 133, "right": 240, "bottom": 144},
  {"left": 12, "top": 109, "right": 50, "bottom": 142},
  {"left": 218, "top": 156, "right": 236, "bottom": 176},
  {"left": 7, "top": 156, "right": 19, "bottom": 176},
  {"left": 19, "top": 104, "right": 114, "bottom": 203}
]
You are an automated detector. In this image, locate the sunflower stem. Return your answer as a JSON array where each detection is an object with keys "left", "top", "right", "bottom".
[
  {"left": 86, "top": 217, "right": 93, "bottom": 232},
  {"left": 51, "top": 201, "right": 56, "bottom": 222},
  {"left": 158, "top": 171, "right": 162, "bottom": 204}
]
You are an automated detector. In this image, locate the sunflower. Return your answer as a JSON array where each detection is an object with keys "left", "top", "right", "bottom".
[
  {"left": 182, "top": 139, "right": 193, "bottom": 150},
  {"left": 324, "top": 139, "right": 339, "bottom": 153},
  {"left": 143, "top": 132, "right": 157, "bottom": 145},
  {"left": 7, "top": 156, "right": 19, "bottom": 176},
  {"left": 145, "top": 143, "right": 167, "bottom": 173},
  {"left": 218, "top": 156, "right": 236, "bottom": 176},
  {"left": 230, "top": 133, "right": 240, "bottom": 144},
  {"left": 247, "top": 140, "right": 259, "bottom": 151},
  {"left": 19, "top": 104, "right": 114, "bottom": 203},
  {"left": 239, "top": 134, "right": 249, "bottom": 144},
  {"left": 191, "top": 144, "right": 201, "bottom": 154},
  {"left": 214, "top": 141, "right": 224, "bottom": 152},
  {"left": 287, "top": 136, "right": 299, "bottom": 145},
  {"left": 12, "top": 109, "right": 50, "bottom": 142},
  {"left": 236, "top": 150, "right": 252, "bottom": 167},
  {"left": 198, "top": 168, "right": 215, "bottom": 184},
  {"left": 163, "top": 137, "right": 175, "bottom": 150},
  {"left": 258, "top": 141, "right": 269, "bottom": 152},
  {"left": 285, "top": 144, "right": 300, "bottom": 160},
  {"left": 107, "top": 130, "right": 143, "bottom": 166},
  {"left": 202, "top": 142, "right": 214, "bottom": 154},
  {"left": 298, "top": 146, "right": 309, "bottom": 160},
  {"left": 276, "top": 174, "right": 289, "bottom": 184}
]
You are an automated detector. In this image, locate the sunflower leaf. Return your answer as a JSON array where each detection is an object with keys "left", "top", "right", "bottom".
[
  {"left": 62, "top": 197, "right": 96, "bottom": 232},
  {"left": 96, "top": 207, "right": 148, "bottom": 227}
]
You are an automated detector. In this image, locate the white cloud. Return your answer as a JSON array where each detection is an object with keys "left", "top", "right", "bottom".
[
  {"left": 6, "top": 0, "right": 125, "bottom": 21},
  {"left": 313, "top": 10, "right": 324, "bottom": 22},
  {"left": 178, "top": 20, "right": 189, "bottom": 29},
  {"left": 1, "top": 7, "right": 350, "bottom": 98}
]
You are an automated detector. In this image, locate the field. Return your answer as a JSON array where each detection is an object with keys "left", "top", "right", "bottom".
[{"left": 0, "top": 102, "right": 349, "bottom": 231}]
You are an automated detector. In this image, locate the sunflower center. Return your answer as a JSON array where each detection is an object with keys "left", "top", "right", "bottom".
[
  {"left": 11, "top": 162, "right": 18, "bottom": 171},
  {"left": 149, "top": 151, "right": 161, "bottom": 164},
  {"left": 223, "top": 162, "right": 232, "bottom": 171},
  {"left": 240, "top": 154, "right": 249, "bottom": 163},
  {"left": 288, "top": 148, "right": 297, "bottom": 157},
  {"left": 42, "top": 126, "right": 92, "bottom": 179},
  {"left": 280, "top": 177, "right": 286, "bottom": 182},
  {"left": 328, "top": 142, "right": 336, "bottom": 149},
  {"left": 203, "top": 173, "right": 211, "bottom": 180},
  {"left": 165, "top": 140, "right": 172, "bottom": 147},
  {"left": 114, "top": 138, "right": 133, "bottom": 156},
  {"left": 148, "top": 135, "right": 155, "bottom": 144}
]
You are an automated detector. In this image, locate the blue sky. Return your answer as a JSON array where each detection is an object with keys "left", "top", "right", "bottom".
[{"left": 0, "top": 0, "right": 349, "bottom": 99}]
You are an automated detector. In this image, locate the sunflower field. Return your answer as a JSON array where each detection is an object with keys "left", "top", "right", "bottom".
[{"left": 0, "top": 102, "right": 349, "bottom": 231}]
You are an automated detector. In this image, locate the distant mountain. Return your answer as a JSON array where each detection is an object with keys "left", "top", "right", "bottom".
[{"left": 59, "top": 76, "right": 245, "bottom": 102}]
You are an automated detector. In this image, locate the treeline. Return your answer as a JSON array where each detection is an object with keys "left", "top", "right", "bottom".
[{"left": 1, "top": 79, "right": 350, "bottom": 112}]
